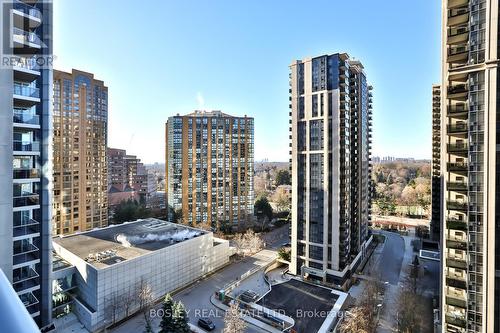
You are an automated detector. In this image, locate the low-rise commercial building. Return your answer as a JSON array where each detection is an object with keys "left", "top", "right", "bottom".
[{"left": 52, "top": 218, "right": 230, "bottom": 332}]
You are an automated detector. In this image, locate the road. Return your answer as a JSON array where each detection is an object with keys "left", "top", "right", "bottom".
[
  {"left": 376, "top": 231, "right": 405, "bottom": 285},
  {"left": 111, "top": 225, "right": 289, "bottom": 333}
]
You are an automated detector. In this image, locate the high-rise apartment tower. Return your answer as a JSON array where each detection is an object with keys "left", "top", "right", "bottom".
[
  {"left": 52, "top": 69, "right": 108, "bottom": 235},
  {"left": 440, "top": 0, "right": 500, "bottom": 331},
  {"left": 0, "top": 0, "right": 53, "bottom": 328},
  {"left": 165, "top": 111, "right": 254, "bottom": 231},
  {"left": 289, "top": 53, "right": 373, "bottom": 285}
]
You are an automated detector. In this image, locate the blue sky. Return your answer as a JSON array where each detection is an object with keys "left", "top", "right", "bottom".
[{"left": 54, "top": 0, "right": 441, "bottom": 163}]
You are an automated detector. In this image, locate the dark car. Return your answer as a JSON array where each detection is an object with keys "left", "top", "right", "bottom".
[{"left": 198, "top": 318, "right": 215, "bottom": 331}]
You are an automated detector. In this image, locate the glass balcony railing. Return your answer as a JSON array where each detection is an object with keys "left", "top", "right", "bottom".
[
  {"left": 19, "top": 292, "right": 39, "bottom": 308},
  {"left": 13, "top": 84, "right": 40, "bottom": 99},
  {"left": 448, "top": 84, "right": 468, "bottom": 95},
  {"left": 447, "top": 143, "right": 468, "bottom": 153},
  {"left": 446, "top": 296, "right": 467, "bottom": 308},
  {"left": 446, "top": 239, "right": 467, "bottom": 250},
  {"left": 446, "top": 276, "right": 467, "bottom": 289},
  {"left": 12, "top": 56, "right": 40, "bottom": 72},
  {"left": 447, "top": 181, "right": 467, "bottom": 191},
  {"left": 13, "top": 168, "right": 40, "bottom": 179},
  {"left": 13, "top": 194, "right": 39, "bottom": 207},
  {"left": 447, "top": 200, "right": 468, "bottom": 211},
  {"left": 13, "top": 267, "right": 39, "bottom": 285},
  {"left": 13, "top": 242, "right": 38, "bottom": 256},
  {"left": 446, "top": 258, "right": 467, "bottom": 269},
  {"left": 447, "top": 162, "right": 468, "bottom": 173},
  {"left": 13, "top": 0, "right": 42, "bottom": 20},
  {"left": 447, "top": 123, "right": 468, "bottom": 134},
  {"left": 13, "top": 223, "right": 39, "bottom": 238},
  {"left": 13, "top": 251, "right": 39, "bottom": 265},
  {"left": 12, "top": 27, "right": 42, "bottom": 47},
  {"left": 13, "top": 110, "right": 39, "bottom": 125},
  {"left": 13, "top": 141, "right": 40, "bottom": 152},
  {"left": 447, "top": 219, "right": 467, "bottom": 231},
  {"left": 445, "top": 314, "right": 466, "bottom": 328}
]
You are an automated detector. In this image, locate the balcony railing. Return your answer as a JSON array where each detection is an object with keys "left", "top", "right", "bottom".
[
  {"left": 13, "top": 110, "right": 39, "bottom": 125},
  {"left": 446, "top": 276, "right": 467, "bottom": 289},
  {"left": 13, "top": 267, "right": 39, "bottom": 285},
  {"left": 13, "top": 168, "right": 39, "bottom": 179},
  {"left": 13, "top": 141, "right": 40, "bottom": 152},
  {"left": 447, "top": 200, "right": 468, "bottom": 211},
  {"left": 447, "top": 143, "right": 468, "bottom": 154},
  {"left": 12, "top": 27, "right": 42, "bottom": 47},
  {"left": 447, "top": 181, "right": 467, "bottom": 192},
  {"left": 446, "top": 296, "right": 467, "bottom": 308},
  {"left": 447, "top": 123, "right": 468, "bottom": 134},
  {"left": 13, "top": 242, "right": 38, "bottom": 256},
  {"left": 13, "top": 194, "right": 39, "bottom": 207},
  {"left": 445, "top": 314, "right": 466, "bottom": 328},
  {"left": 13, "top": 84, "right": 39, "bottom": 99},
  {"left": 447, "top": 162, "right": 468, "bottom": 173},
  {"left": 447, "top": 219, "right": 467, "bottom": 231},
  {"left": 13, "top": 0, "right": 42, "bottom": 20},
  {"left": 13, "top": 222, "right": 39, "bottom": 238},
  {"left": 446, "top": 258, "right": 467, "bottom": 269},
  {"left": 448, "top": 84, "right": 468, "bottom": 95},
  {"left": 446, "top": 239, "right": 467, "bottom": 250},
  {"left": 13, "top": 251, "right": 39, "bottom": 266}
]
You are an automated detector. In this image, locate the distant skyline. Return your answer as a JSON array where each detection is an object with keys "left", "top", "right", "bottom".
[{"left": 54, "top": 0, "right": 441, "bottom": 164}]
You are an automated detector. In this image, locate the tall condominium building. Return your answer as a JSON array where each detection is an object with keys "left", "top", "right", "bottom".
[
  {"left": 52, "top": 69, "right": 108, "bottom": 235},
  {"left": 107, "top": 147, "right": 155, "bottom": 206},
  {"left": 0, "top": 0, "right": 53, "bottom": 328},
  {"left": 165, "top": 111, "right": 254, "bottom": 231},
  {"left": 289, "top": 53, "right": 373, "bottom": 286},
  {"left": 441, "top": 0, "right": 500, "bottom": 332},
  {"left": 432, "top": 84, "right": 442, "bottom": 241}
]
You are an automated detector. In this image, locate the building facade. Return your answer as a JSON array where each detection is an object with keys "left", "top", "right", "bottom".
[
  {"left": 432, "top": 84, "right": 442, "bottom": 241},
  {"left": 52, "top": 69, "right": 108, "bottom": 235},
  {"left": 289, "top": 53, "right": 373, "bottom": 285},
  {"left": 165, "top": 111, "right": 254, "bottom": 231},
  {"left": 0, "top": 0, "right": 53, "bottom": 328},
  {"left": 440, "top": 0, "right": 500, "bottom": 332},
  {"left": 107, "top": 147, "right": 155, "bottom": 207},
  {"left": 52, "top": 218, "right": 230, "bottom": 332}
]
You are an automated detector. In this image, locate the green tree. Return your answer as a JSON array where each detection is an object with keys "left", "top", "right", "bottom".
[
  {"left": 113, "top": 199, "right": 152, "bottom": 223},
  {"left": 278, "top": 247, "right": 291, "bottom": 262},
  {"left": 254, "top": 196, "right": 273, "bottom": 221},
  {"left": 274, "top": 169, "right": 291, "bottom": 186},
  {"left": 172, "top": 301, "right": 190, "bottom": 333},
  {"left": 159, "top": 294, "right": 176, "bottom": 333}
]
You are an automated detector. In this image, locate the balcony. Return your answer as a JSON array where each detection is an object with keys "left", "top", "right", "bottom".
[
  {"left": 447, "top": 26, "right": 469, "bottom": 45},
  {"left": 13, "top": 110, "right": 39, "bottom": 126},
  {"left": 446, "top": 258, "right": 467, "bottom": 269},
  {"left": 447, "top": 105, "right": 468, "bottom": 119},
  {"left": 13, "top": 141, "right": 40, "bottom": 153},
  {"left": 13, "top": 251, "right": 39, "bottom": 266},
  {"left": 447, "top": 123, "right": 468, "bottom": 137},
  {"left": 447, "top": 10, "right": 469, "bottom": 27},
  {"left": 446, "top": 296, "right": 467, "bottom": 308},
  {"left": 447, "top": 219, "right": 467, "bottom": 231},
  {"left": 447, "top": 181, "right": 467, "bottom": 192},
  {"left": 446, "top": 239, "right": 467, "bottom": 250},
  {"left": 19, "top": 292, "right": 39, "bottom": 309},
  {"left": 13, "top": 194, "right": 39, "bottom": 208},
  {"left": 13, "top": 219, "right": 39, "bottom": 238},
  {"left": 447, "top": 143, "right": 468, "bottom": 156},
  {"left": 445, "top": 314, "right": 466, "bottom": 328},
  {"left": 448, "top": 0, "right": 468, "bottom": 9},
  {"left": 12, "top": 0, "right": 42, "bottom": 24},
  {"left": 13, "top": 168, "right": 39, "bottom": 180},
  {"left": 447, "top": 200, "right": 468, "bottom": 211},
  {"left": 13, "top": 84, "right": 40, "bottom": 107},
  {"left": 446, "top": 276, "right": 467, "bottom": 289},
  {"left": 13, "top": 57, "right": 40, "bottom": 82},
  {"left": 447, "top": 84, "right": 468, "bottom": 100},
  {"left": 13, "top": 241, "right": 38, "bottom": 256},
  {"left": 12, "top": 267, "right": 39, "bottom": 293},
  {"left": 447, "top": 162, "right": 468, "bottom": 174},
  {"left": 12, "top": 27, "right": 42, "bottom": 52}
]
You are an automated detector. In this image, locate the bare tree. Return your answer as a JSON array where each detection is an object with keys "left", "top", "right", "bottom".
[
  {"left": 233, "top": 230, "right": 264, "bottom": 256},
  {"left": 340, "top": 279, "right": 382, "bottom": 333},
  {"left": 395, "top": 266, "right": 424, "bottom": 332},
  {"left": 137, "top": 278, "right": 154, "bottom": 312},
  {"left": 104, "top": 291, "right": 122, "bottom": 326},
  {"left": 122, "top": 285, "right": 136, "bottom": 318},
  {"left": 223, "top": 301, "right": 246, "bottom": 333},
  {"left": 339, "top": 306, "right": 371, "bottom": 333}
]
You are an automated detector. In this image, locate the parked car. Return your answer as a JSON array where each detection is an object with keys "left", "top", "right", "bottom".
[
  {"left": 239, "top": 290, "right": 259, "bottom": 303},
  {"left": 198, "top": 318, "right": 215, "bottom": 331}
]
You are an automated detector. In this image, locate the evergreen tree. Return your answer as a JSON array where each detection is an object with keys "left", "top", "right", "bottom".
[
  {"left": 172, "top": 301, "right": 190, "bottom": 333},
  {"left": 158, "top": 294, "right": 175, "bottom": 333}
]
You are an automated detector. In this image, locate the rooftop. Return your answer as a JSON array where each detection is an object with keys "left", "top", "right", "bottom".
[{"left": 53, "top": 218, "right": 207, "bottom": 269}]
